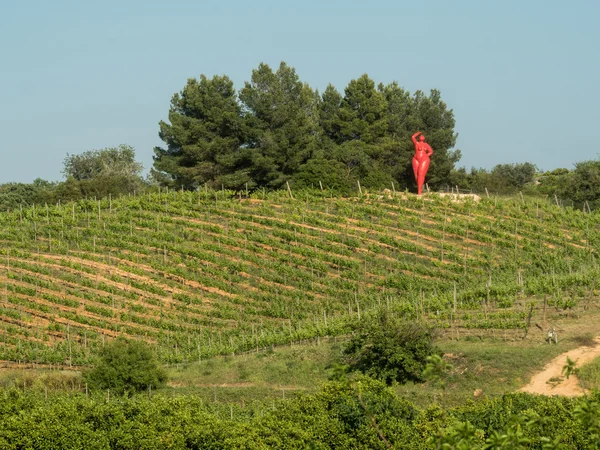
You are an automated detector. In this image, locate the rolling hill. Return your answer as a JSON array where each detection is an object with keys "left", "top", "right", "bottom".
[{"left": 0, "top": 189, "right": 597, "bottom": 365}]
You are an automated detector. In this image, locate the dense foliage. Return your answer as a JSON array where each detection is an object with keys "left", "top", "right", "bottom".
[
  {"left": 449, "top": 158, "right": 600, "bottom": 211},
  {"left": 538, "top": 159, "right": 600, "bottom": 210},
  {"left": 83, "top": 339, "right": 167, "bottom": 395},
  {"left": 450, "top": 162, "right": 538, "bottom": 194},
  {"left": 61, "top": 145, "right": 146, "bottom": 200},
  {"left": 0, "top": 146, "right": 148, "bottom": 211},
  {"left": 0, "top": 179, "right": 59, "bottom": 211},
  {"left": 153, "top": 62, "right": 460, "bottom": 193},
  {"left": 0, "top": 379, "right": 599, "bottom": 449},
  {"left": 343, "top": 312, "right": 440, "bottom": 385}
]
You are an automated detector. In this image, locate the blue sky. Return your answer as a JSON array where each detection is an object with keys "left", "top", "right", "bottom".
[{"left": 1, "top": 0, "right": 598, "bottom": 183}]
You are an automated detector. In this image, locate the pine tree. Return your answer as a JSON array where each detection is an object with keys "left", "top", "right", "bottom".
[
  {"left": 238, "top": 62, "right": 320, "bottom": 188},
  {"left": 152, "top": 75, "right": 246, "bottom": 189}
]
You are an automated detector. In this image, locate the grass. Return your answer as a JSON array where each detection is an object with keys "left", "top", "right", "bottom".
[
  {"left": 164, "top": 315, "right": 597, "bottom": 407},
  {"left": 578, "top": 356, "right": 600, "bottom": 390},
  {"left": 2, "top": 308, "right": 598, "bottom": 406},
  {"left": 164, "top": 339, "right": 342, "bottom": 402},
  {"left": 401, "top": 313, "right": 600, "bottom": 406},
  {"left": 0, "top": 368, "right": 81, "bottom": 392},
  {"left": 396, "top": 338, "right": 577, "bottom": 407}
]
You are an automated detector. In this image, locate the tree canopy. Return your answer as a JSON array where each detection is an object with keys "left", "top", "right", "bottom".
[
  {"left": 0, "top": 179, "right": 57, "bottom": 211},
  {"left": 537, "top": 160, "right": 600, "bottom": 209},
  {"left": 83, "top": 339, "right": 167, "bottom": 395},
  {"left": 450, "top": 162, "right": 538, "bottom": 194},
  {"left": 152, "top": 75, "right": 245, "bottom": 189},
  {"left": 0, "top": 145, "right": 147, "bottom": 212},
  {"left": 63, "top": 144, "right": 142, "bottom": 181},
  {"left": 153, "top": 62, "right": 460, "bottom": 193},
  {"left": 342, "top": 311, "right": 440, "bottom": 385},
  {"left": 63, "top": 144, "right": 146, "bottom": 199}
]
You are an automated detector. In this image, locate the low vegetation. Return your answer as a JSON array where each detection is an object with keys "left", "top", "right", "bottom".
[
  {"left": 83, "top": 339, "right": 167, "bottom": 395},
  {"left": 0, "top": 377, "right": 599, "bottom": 449},
  {"left": 342, "top": 311, "right": 440, "bottom": 385},
  {"left": 578, "top": 357, "right": 600, "bottom": 391},
  {"left": 0, "top": 188, "right": 597, "bottom": 366}
]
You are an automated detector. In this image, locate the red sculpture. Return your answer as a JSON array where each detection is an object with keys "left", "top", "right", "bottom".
[{"left": 411, "top": 131, "right": 433, "bottom": 195}]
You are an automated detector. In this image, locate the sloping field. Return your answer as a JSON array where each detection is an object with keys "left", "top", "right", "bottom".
[{"left": 0, "top": 189, "right": 597, "bottom": 364}]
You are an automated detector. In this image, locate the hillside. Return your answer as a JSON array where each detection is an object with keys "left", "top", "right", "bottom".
[{"left": 0, "top": 189, "right": 597, "bottom": 365}]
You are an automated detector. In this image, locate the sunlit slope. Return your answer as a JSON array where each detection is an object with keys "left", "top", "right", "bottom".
[{"left": 0, "top": 189, "right": 597, "bottom": 364}]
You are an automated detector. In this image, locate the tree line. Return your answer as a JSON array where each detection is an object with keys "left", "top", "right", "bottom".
[
  {"left": 1, "top": 61, "right": 599, "bottom": 210},
  {"left": 0, "top": 145, "right": 147, "bottom": 211},
  {"left": 1, "top": 144, "right": 599, "bottom": 211},
  {"left": 449, "top": 160, "right": 600, "bottom": 209},
  {"left": 152, "top": 62, "right": 460, "bottom": 193}
]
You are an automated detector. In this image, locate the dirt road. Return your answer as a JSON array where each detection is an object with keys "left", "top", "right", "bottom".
[{"left": 519, "top": 337, "right": 600, "bottom": 396}]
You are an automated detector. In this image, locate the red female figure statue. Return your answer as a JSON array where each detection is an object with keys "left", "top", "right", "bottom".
[{"left": 411, "top": 131, "right": 433, "bottom": 195}]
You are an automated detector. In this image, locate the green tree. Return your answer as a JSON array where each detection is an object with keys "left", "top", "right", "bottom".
[
  {"left": 152, "top": 63, "right": 460, "bottom": 193},
  {"left": 0, "top": 179, "right": 58, "bottom": 211},
  {"left": 565, "top": 159, "right": 600, "bottom": 209},
  {"left": 334, "top": 74, "right": 388, "bottom": 145},
  {"left": 153, "top": 75, "right": 246, "bottom": 189},
  {"left": 327, "top": 78, "right": 459, "bottom": 192},
  {"left": 83, "top": 339, "right": 167, "bottom": 395},
  {"left": 62, "top": 145, "right": 145, "bottom": 198},
  {"left": 378, "top": 82, "right": 415, "bottom": 186},
  {"left": 378, "top": 83, "right": 461, "bottom": 191},
  {"left": 328, "top": 75, "right": 394, "bottom": 189},
  {"left": 318, "top": 84, "right": 343, "bottom": 146},
  {"left": 536, "top": 168, "right": 570, "bottom": 197},
  {"left": 292, "top": 157, "right": 354, "bottom": 192},
  {"left": 449, "top": 166, "right": 482, "bottom": 191},
  {"left": 63, "top": 144, "right": 142, "bottom": 181},
  {"left": 238, "top": 62, "right": 321, "bottom": 188},
  {"left": 342, "top": 311, "right": 441, "bottom": 385},
  {"left": 489, "top": 162, "right": 537, "bottom": 192},
  {"left": 449, "top": 163, "right": 537, "bottom": 194}
]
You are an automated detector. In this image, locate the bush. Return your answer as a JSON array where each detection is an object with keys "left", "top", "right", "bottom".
[
  {"left": 83, "top": 339, "right": 167, "bottom": 395},
  {"left": 342, "top": 311, "right": 440, "bottom": 385}
]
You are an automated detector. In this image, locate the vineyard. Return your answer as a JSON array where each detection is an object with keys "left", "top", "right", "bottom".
[{"left": 0, "top": 189, "right": 598, "bottom": 365}]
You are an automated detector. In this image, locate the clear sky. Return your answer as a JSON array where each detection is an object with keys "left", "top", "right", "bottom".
[{"left": 1, "top": 0, "right": 598, "bottom": 183}]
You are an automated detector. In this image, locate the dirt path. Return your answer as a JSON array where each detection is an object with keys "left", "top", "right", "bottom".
[{"left": 519, "top": 337, "right": 600, "bottom": 396}]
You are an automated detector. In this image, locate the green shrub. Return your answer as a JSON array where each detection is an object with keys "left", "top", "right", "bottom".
[
  {"left": 342, "top": 311, "right": 440, "bottom": 385},
  {"left": 83, "top": 339, "right": 167, "bottom": 395}
]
